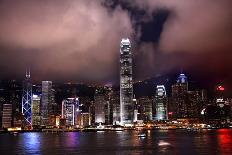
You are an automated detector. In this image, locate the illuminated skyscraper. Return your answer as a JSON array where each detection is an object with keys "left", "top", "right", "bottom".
[
  {"left": 154, "top": 85, "right": 168, "bottom": 120},
  {"left": 120, "top": 38, "right": 133, "bottom": 125},
  {"left": 62, "top": 98, "right": 79, "bottom": 126},
  {"left": 2, "top": 104, "right": 12, "bottom": 128},
  {"left": 171, "top": 73, "right": 188, "bottom": 118},
  {"left": 41, "top": 81, "right": 53, "bottom": 126},
  {"left": 21, "top": 70, "right": 32, "bottom": 127},
  {"left": 111, "top": 91, "right": 120, "bottom": 125},
  {"left": 32, "top": 94, "right": 41, "bottom": 126},
  {"left": 94, "top": 87, "right": 107, "bottom": 124}
]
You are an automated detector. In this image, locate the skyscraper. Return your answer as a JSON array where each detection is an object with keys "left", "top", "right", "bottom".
[
  {"left": 171, "top": 73, "right": 188, "bottom": 118},
  {"left": 41, "top": 81, "right": 53, "bottom": 126},
  {"left": 111, "top": 91, "right": 120, "bottom": 125},
  {"left": 61, "top": 98, "right": 79, "bottom": 126},
  {"left": 94, "top": 87, "right": 107, "bottom": 124},
  {"left": 2, "top": 104, "right": 12, "bottom": 128},
  {"left": 21, "top": 70, "right": 32, "bottom": 128},
  {"left": 32, "top": 94, "right": 41, "bottom": 126},
  {"left": 154, "top": 85, "right": 168, "bottom": 120},
  {"left": 137, "top": 96, "right": 153, "bottom": 121},
  {"left": 120, "top": 38, "right": 133, "bottom": 126}
]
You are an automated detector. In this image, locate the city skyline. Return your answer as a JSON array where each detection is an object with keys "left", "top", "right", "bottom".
[{"left": 0, "top": 1, "right": 232, "bottom": 154}]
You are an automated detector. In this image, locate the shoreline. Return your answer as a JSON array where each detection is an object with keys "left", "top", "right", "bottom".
[{"left": 0, "top": 127, "right": 231, "bottom": 134}]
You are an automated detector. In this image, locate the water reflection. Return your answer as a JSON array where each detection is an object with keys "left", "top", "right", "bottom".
[
  {"left": 21, "top": 132, "right": 41, "bottom": 155},
  {"left": 65, "top": 132, "right": 80, "bottom": 147},
  {"left": 0, "top": 129, "right": 231, "bottom": 155},
  {"left": 217, "top": 129, "right": 232, "bottom": 154}
]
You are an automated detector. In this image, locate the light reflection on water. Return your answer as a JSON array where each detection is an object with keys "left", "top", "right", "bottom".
[
  {"left": 0, "top": 129, "right": 231, "bottom": 155},
  {"left": 20, "top": 132, "right": 41, "bottom": 155}
]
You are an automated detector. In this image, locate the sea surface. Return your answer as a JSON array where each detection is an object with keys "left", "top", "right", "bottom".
[{"left": 0, "top": 129, "right": 232, "bottom": 155}]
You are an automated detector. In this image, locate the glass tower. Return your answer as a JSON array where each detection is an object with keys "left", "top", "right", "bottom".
[
  {"left": 41, "top": 81, "right": 53, "bottom": 126},
  {"left": 22, "top": 70, "right": 32, "bottom": 127},
  {"left": 120, "top": 38, "right": 133, "bottom": 125},
  {"left": 154, "top": 85, "right": 168, "bottom": 120}
]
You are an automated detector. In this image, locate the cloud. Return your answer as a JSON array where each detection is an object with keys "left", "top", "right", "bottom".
[
  {"left": 0, "top": 0, "right": 133, "bottom": 82},
  {"left": 132, "top": 0, "right": 232, "bottom": 53},
  {"left": 0, "top": 0, "right": 232, "bottom": 83},
  {"left": 130, "top": 0, "right": 232, "bottom": 83}
]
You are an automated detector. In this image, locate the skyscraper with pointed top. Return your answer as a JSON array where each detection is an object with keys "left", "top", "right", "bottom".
[
  {"left": 120, "top": 38, "right": 133, "bottom": 125},
  {"left": 22, "top": 69, "right": 32, "bottom": 128}
]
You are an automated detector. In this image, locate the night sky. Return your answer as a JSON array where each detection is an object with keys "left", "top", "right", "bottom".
[{"left": 0, "top": 0, "right": 232, "bottom": 92}]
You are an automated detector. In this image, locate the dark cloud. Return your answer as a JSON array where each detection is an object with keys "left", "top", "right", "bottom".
[
  {"left": 132, "top": 0, "right": 232, "bottom": 83},
  {"left": 0, "top": 0, "right": 133, "bottom": 82},
  {"left": 0, "top": 0, "right": 232, "bottom": 86}
]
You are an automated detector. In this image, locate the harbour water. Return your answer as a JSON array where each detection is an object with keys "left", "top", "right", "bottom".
[{"left": 0, "top": 129, "right": 231, "bottom": 155}]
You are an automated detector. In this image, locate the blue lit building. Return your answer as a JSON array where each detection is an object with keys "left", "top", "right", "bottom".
[
  {"left": 21, "top": 70, "right": 32, "bottom": 127},
  {"left": 171, "top": 73, "right": 189, "bottom": 118}
]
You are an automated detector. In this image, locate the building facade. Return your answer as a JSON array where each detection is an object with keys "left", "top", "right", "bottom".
[
  {"left": 137, "top": 96, "right": 153, "bottom": 122},
  {"left": 41, "top": 81, "right": 53, "bottom": 126},
  {"left": 171, "top": 73, "right": 188, "bottom": 118},
  {"left": 62, "top": 98, "right": 79, "bottom": 126},
  {"left": 21, "top": 71, "right": 32, "bottom": 127},
  {"left": 94, "top": 87, "right": 107, "bottom": 124},
  {"left": 32, "top": 94, "right": 41, "bottom": 126},
  {"left": 154, "top": 85, "right": 168, "bottom": 120},
  {"left": 2, "top": 104, "right": 12, "bottom": 128},
  {"left": 120, "top": 38, "right": 133, "bottom": 125}
]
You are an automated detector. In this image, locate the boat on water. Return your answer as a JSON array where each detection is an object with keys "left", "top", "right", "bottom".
[
  {"left": 158, "top": 140, "right": 171, "bottom": 146},
  {"left": 138, "top": 133, "right": 146, "bottom": 137}
]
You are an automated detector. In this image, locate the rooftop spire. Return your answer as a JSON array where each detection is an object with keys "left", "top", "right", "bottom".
[{"left": 26, "top": 68, "right": 30, "bottom": 79}]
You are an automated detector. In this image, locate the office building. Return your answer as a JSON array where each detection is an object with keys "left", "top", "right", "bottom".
[
  {"left": 120, "top": 38, "right": 133, "bottom": 125},
  {"left": 154, "top": 85, "right": 168, "bottom": 120},
  {"left": 41, "top": 81, "right": 54, "bottom": 126},
  {"left": 171, "top": 73, "right": 188, "bottom": 118},
  {"left": 2, "top": 104, "right": 12, "bottom": 128},
  {"left": 137, "top": 96, "right": 153, "bottom": 121},
  {"left": 94, "top": 87, "right": 107, "bottom": 124},
  {"left": 32, "top": 94, "right": 41, "bottom": 126},
  {"left": 62, "top": 98, "right": 79, "bottom": 126},
  {"left": 21, "top": 70, "right": 32, "bottom": 127}
]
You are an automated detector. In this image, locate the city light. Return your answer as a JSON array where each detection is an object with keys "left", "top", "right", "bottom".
[{"left": 217, "top": 85, "right": 225, "bottom": 91}]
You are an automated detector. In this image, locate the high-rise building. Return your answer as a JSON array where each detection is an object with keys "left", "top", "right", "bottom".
[
  {"left": 21, "top": 70, "right": 32, "bottom": 127},
  {"left": 120, "top": 38, "right": 133, "bottom": 125},
  {"left": 94, "top": 87, "right": 107, "bottom": 124},
  {"left": 137, "top": 96, "right": 153, "bottom": 121},
  {"left": 154, "top": 85, "right": 168, "bottom": 120},
  {"left": 171, "top": 73, "right": 188, "bottom": 118},
  {"left": 41, "top": 81, "right": 53, "bottom": 126},
  {"left": 32, "top": 94, "right": 41, "bottom": 126},
  {"left": 61, "top": 98, "right": 79, "bottom": 126},
  {"left": 2, "top": 104, "right": 12, "bottom": 128},
  {"left": 187, "top": 91, "right": 201, "bottom": 118},
  {"left": 111, "top": 91, "right": 120, "bottom": 125}
]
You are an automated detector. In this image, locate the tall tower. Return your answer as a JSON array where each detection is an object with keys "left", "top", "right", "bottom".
[
  {"left": 120, "top": 38, "right": 133, "bottom": 125},
  {"left": 171, "top": 73, "right": 188, "bottom": 118},
  {"left": 22, "top": 69, "right": 32, "bottom": 128},
  {"left": 41, "top": 81, "right": 53, "bottom": 126},
  {"left": 154, "top": 85, "right": 168, "bottom": 120}
]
